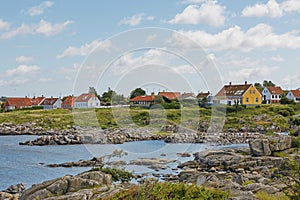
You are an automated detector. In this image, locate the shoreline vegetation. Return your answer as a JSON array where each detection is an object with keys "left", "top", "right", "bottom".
[{"left": 0, "top": 104, "right": 300, "bottom": 199}]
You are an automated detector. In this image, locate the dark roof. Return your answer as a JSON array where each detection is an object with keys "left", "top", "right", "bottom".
[
  {"left": 266, "top": 86, "right": 283, "bottom": 95},
  {"left": 215, "top": 83, "right": 251, "bottom": 98},
  {"left": 158, "top": 92, "right": 181, "bottom": 100},
  {"left": 196, "top": 92, "right": 210, "bottom": 99},
  {"left": 40, "top": 98, "right": 59, "bottom": 106}
]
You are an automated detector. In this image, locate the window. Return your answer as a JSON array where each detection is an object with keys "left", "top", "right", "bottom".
[
  {"left": 256, "top": 98, "right": 259, "bottom": 102},
  {"left": 272, "top": 95, "right": 274, "bottom": 98},
  {"left": 246, "top": 97, "right": 249, "bottom": 102}
]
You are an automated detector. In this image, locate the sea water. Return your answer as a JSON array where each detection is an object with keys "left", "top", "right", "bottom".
[{"left": 0, "top": 135, "right": 247, "bottom": 190}]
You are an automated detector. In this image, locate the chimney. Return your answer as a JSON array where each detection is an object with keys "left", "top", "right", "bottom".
[
  {"left": 151, "top": 92, "right": 155, "bottom": 100},
  {"left": 229, "top": 82, "right": 232, "bottom": 86},
  {"left": 245, "top": 81, "right": 248, "bottom": 85}
]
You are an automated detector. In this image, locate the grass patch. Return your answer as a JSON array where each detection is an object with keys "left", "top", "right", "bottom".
[{"left": 106, "top": 181, "right": 229, "bottom": 200}]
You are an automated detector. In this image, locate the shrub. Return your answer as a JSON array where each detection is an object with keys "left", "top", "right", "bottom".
[
  {"left": 256, "top": 191, "right": 289, "bottom": 200},
  {"left": 107, "top": 181, "right": 229, "bottom": 200},
  {"left": 91, "top": 167, "right": 135, "bottom": 183},
  {"left": 292, "top": 136, "right": 300, "bottom": 148}
]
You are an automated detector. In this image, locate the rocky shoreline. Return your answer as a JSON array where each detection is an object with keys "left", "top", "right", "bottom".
[
  {"left": 0, "top": 122, "right": 269, "bottom": 146},
  {"left": 1, "top": 134, "right": 297, "bottom": 200}
]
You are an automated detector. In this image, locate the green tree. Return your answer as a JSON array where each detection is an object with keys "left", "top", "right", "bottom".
[
  {"left": 254, "top": 83, "right": 263, "bottom": 91},
  {"left": 263, "top": 80, "right": 276, "bottom": 87},
  {"left": 130, "top": 88, "right": 146, "bottom": 99},
  {"left": 101, "top": 88, "right": 125, "bottom": 105}
]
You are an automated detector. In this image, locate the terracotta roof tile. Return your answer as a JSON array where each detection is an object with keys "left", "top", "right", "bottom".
[
  {"left": 75, "top": 93, "right": 97, "bottom": 102},
  {"left": 62, "top": 96, "right": 76, "bottom": 107},
  {"left": 291, "top": 90, "right": 300, "bottom": 97},
  {"left": 30, "top": 97, "right": 45, "bottom": 105},
  {"left": 266, "top": 86, "right": 283, "bottom": 95},
  {"left": 5, "top": 98, "right": 32, "bottom": 109},
  {"left": 158, "top": 92, "right": 181, "bottom": 100},
  {"left": 130, "top": 95, "right": 156, "bottom": 102}
]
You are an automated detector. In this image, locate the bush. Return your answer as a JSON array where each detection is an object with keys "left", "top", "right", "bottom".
[
  {"left": 292, "top": 136, "right": 300, "bottom": 148},
  {"left": 91, "top": 167, "right": 135, "bottom": 183},
  {"left": 107, "top": 181, "right": 229, "bottom": 200},
  {"left": 256, "top": 191, "right": 289, "bottom": 200}
]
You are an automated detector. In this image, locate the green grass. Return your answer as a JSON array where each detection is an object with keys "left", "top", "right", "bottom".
[
  {"left": 105, "top": 181, "right": 229, "bottom": 200},
  {"left": 0, "top": 103, "right": 299, "bottom": 132}
]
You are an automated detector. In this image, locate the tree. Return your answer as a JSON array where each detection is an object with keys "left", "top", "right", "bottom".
[
  {"left": 88, "top": 86, "right": 97, "bottom": 95},
  {"left": 263, "top": 80, "right": 276, "bottom": 87},
  {"left": 254, "top": 83, "right": 263, "bottom": 92},
  {"left": 101, "top": 88, "right": 125, "bottom": 105},
  {"left": 130, "top": 88, "right": 146, "bottom": 99}
]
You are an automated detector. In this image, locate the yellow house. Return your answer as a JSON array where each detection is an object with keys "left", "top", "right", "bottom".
[{"left": 215, "top": 81, "right": 262, "bottom": 105}]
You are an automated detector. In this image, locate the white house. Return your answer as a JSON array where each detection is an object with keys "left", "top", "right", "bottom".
[
  {"left": 262, "top": 86, "right": 283, "bottom": 104},
  {"left": 286, "top": 90, "right": 300, "bottom": 103},
  {"left": 40, "top": 97, "right": 62, "bottom": 110},
  {"left": 73, "top": 93, "right": 100, "bottom": 108}
]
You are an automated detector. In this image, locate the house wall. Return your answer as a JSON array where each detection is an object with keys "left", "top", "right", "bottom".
[
  {"left": 87, "top": 97, "right": 100, "bottom": 108},
  {"left": 241, "top": 85, "right": 262, "bottom": 105},
  {"left": 53, "top": 99, "right": 61, "bottom": 109},
  {"left": 74, "top": 102, "right": 88, "bottom": 108},
  {"left": 287, "top": 91, "right": 300, "bottom": 102},
  {"left": 262, "top": 87, "right": 282, "bottom": 104}
]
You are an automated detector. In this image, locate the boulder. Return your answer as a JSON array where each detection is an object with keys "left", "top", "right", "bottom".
[
  {"left": 249, "top": 139, "right": 271, "bottom": 156},
  {"left": 20, "top": 171, "right": 112, "bottom": 200},
  {"left": 268, "top": 135, "right": 292, "bottom": 152}
]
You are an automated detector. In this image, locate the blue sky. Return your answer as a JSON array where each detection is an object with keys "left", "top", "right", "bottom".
[{"left": 0, "top": 0, "right": 300, "bottom": 97}]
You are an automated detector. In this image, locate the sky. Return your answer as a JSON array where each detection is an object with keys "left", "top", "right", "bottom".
[{"left": 0, "top": 0, "right": 300, "bottom": 97}]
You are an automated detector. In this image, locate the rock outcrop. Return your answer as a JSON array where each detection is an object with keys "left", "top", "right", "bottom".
[
  {"left": 178, "top": 148, "right": 287, "bottom": 200},
  {"left": 20, "top": 171, "right": 112, "bottom": 200},
  {"left": 19, "top": 127, "right": 166, "bottom": 146},
  {"left": 249, "top": 135, "right": 292, "bottom": 156}
]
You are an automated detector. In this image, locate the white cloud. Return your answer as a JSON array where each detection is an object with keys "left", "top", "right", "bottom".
[
  {"left": 1, "top": 20, "right": 73, "bottom": 39},
  {"left": 119, "top": 13, "right": 155, "bottom": 26},
  {"left": 6, "top": 65, "right": 40, "bottom": 76},
  {"left": 242, "top": 0, "right": 300, "bottom": 18},
  {"left": 169, "top": 2, "right": 226, "bottom": 27},
  {"left": 38, "top": 77, "right": 52, "bottom": 82},
  {"left": 271, "top": 55, "right": 284, "bottom": 62},
  {"left": 181, "top": 0, "right": 208, "bottom": 4},
  {"left": 220, "top": 56, "right": 279, "bottom": 84},
  {"left": 0, "top": 18, "right": 10, "bottom": 30},
  {"left": 145, "top": 34, "right": 157, "bottom": 43},
  {"left": 282, "top": 74, "right": 300, "bottom": 89},
  {"left": 57, "top": 39, "right": 112, "bottom": 58},
  {"left": 281, "top": 0, "right": 300, "bottom": 13},
  {"left": 176, "top": 23, "right": 300, "bottom": 52},
  {"left": 0, "top": 78, "right": 28, "bottom": 87},
  {"left": 16, "top": 56, "right": 33, "bottom": 64},
  {"left": 27, "top": 1, "right": 54, "bottom": 16}
]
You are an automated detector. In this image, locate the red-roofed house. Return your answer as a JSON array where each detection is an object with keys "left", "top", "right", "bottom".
[
  {"left": 73, "top": 93, "right": 100, "bottom": 108},
  {"left": 286, "top": 90, "right": 300, "bottom": 103},
  {"left": 62, "top": 96, "right": 76, "bottom": 109},
  {"left": 40, "top": 97, "right": 62, "bottom": 110},
  {"left": 4, "top": 97, "right": 33, "bottom": 111},
  {"left": 158, "top": 92, "right": 181, "bottom": 102},
  {"left": 30, "top": 96, "right": 45, "bottom": 106},
  {"left": 129, "top": 92, "right": 156, "bottom": 108},
  {"left": 262, "top": 86, "right": 284, "bottom": 104}
]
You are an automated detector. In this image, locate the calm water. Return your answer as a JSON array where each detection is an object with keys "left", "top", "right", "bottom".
[{"left": 0, "top": 135, "right": 247, "bottom": 190}]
